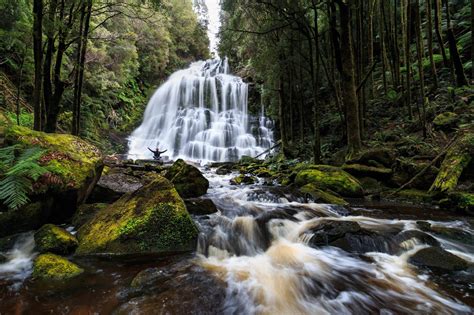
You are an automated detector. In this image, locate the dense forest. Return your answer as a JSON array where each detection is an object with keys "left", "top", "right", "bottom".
[
  {"left": 0, "top": 0, "right": 474, "bottom": 313},
  {"left": 1, "top": 0, "right": 209, "bottom": 151}
]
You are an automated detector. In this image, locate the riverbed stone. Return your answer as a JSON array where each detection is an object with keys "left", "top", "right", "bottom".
[
  {"left": 88, "top": 170, "right": 143, "bottom": 203},
  {"left": 72, "top": 203, "right": 108, "bottom": 230},
  {"left": 408, "top": 247, "right": 469, "bottom": 271},
  {"left": 32, "top": 253, "right": 84, "bottom": 280},
  {"left": 76, "top": 176, "right": 198, "bottom": 255},
  {"left": 230, "top": 174, "right": 257, "bottom": 185},
  {"left": 295, "top": 165, "right": 364, "bottom": 198},
  {"left": 184, "top": 198, "right": 218, "bottom": 215},
  {"left": 34, "top": 224, "right": 78, "bottom": 255},
  {"left": 165, "top": 159, "right": 209, "bottom": 198}
]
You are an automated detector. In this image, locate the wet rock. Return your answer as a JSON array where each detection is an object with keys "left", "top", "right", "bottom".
[
  {"left": 0, "top": 253, "right": 7, "bottom": 263},
  {"left": 32, "top": 253, "right": 84, "bottom": 280},
  {"left": 239, "top": 155, "right": 260, "bottom": 165},
  {"left": 215, "top": 163, "right": 234, "bottom": 175},
  {"left": 295, "top": 165, "right": 364, "bottom": 198},
  {"left": 117, "top": 265, "right": 225, "bottom": 315},
  {"left": 306, "top": 220, "right": 362, "bottom": 245},
  {"left": 342, "top": 163, "right": 392, "bottom": 181},
  {"left": 88, "top": 170, "right": 143, "bottom": 203},
  {"left": 347, "top": 147, "right": 397, "bottom": 168},
  {"left": 439, "top": 192, "right": 474, "bottom": 214},
  {"left": 0, "top": 233, "right": 23, "bottom": 252},
  {"left": 2, "top": 122, "right": 103, "bottom": 231},
  {"left": 433, "top": 112, "right": 459, "bottom": 131},
  {"left": 390, "top": 189, "right": 434, "bottom": 204},
  {"left": 76, "top": 176, "right": 198, "bottom": 255},
  {"left": 185, "top": 198, "right": 218, "bottom": 215},
  {"left": 424, "top": 225, "right": 474, "bottom": 245},
  {"left": 394, "top": 230, "right": 440, "bottom": 248},
  {"left": 34, "top": 224, "right": 78, "bottom": 255},
  {"left": 165, "top": 159, "right": 209, "bottom": 198},
  {"left": 409, "top": 247, "right": 469, "bottom": 271},
  {"left": 72, "top": 203, "right": 108, "bottom": 230},
  {"left": 230, "top": 174, "right": 257, "bottom": 185},
  {"left": 300, "top": 184, "right": 349, "bottom": 206}
]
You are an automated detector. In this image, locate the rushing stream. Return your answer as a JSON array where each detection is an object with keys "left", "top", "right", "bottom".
[{"left": 0, "top": 168, "right": 474, "bottom": 313}]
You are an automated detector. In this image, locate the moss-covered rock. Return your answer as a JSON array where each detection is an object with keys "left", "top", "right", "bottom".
[
  {"left": 0, "top": 121, "right": 103, "bottom": 233},
  {"left": 165, "top": 159, "right": 209, "bottom": 198},
  {"left": 34, "top": 224, "right": 78, "bottom": 255},
  {"left": 342, "top": 163, "right": 392, "bottom": 181},
  {"left": 32, "top": 253, "right": 84, "bottom": 280},
  {"left": 295, "top": 165, "right": 364, "bottom": 198},
  {"left": 72, "top": 203, "right": 108, "bottom": 230},
  {"left": 300, "top": 184, "right": 348, "bottom": 206},
  {"left": 391, "top": 158, "right": 439, "bottom": 190},
  {"left": 430, "top": 129, "right": 474, "bottom": 193},
  {"left": 230, "top": 174, "right": 257, "bottom": 185},
  {"left": 433, "top": 112, "right": 459, "bottom": 131},
  {"left": 389, "top": 189, "right": 434, "bottom": 204},
  {"left": 346, "top": 147, "right": 397, "bottom": 168},
  {"left": 76, "top": 176, "right": 198, "bottom": 255},
  {"left": 439, "top": 192, "right": 474, "bottom": 214},
  {"left": 184, "top": 198, "right": 218, "bottom": 215}
]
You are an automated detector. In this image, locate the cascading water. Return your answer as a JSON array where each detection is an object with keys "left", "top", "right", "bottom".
[{"left": 128, "top": 59, "right": 274, "bottom": 163}]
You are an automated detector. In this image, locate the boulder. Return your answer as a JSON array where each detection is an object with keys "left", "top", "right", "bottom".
[
  {"left": 408, "top": 247, "right": 469, "bottom": 271},
  {"left": 165, "top": 159, "right": 209, "bottom": 198},
  {"left": 215, "top": 163, "right": 235, "bottom": 175},
  {"left": 88, "top": 169, "right": 143, "bottom": 203},
  {"left": 439, "top": 192, "right": 474, "bottom": 214},
  {"left": 72, "top": 203, "right": 108, "bottom": 230},
  {"left": 433, "top": 112, "right": 459, "bottom": 131},
  {"left": 239, "top": 155, "right": 260, "bottom": 165},
  {"left": 295, "top": 165, "right": 364, "bottom": 198},
  {"left": 0, "top": 253, "right": 7, "bottom": 263},
  {"left": 34, "top": 224, "right": 78, "bottom": 255},
  {"left": 300, "top": 184, "right": 349, "bottom": 206},
  {"left": 185, "top": 198, "right": 218, "bottom": 215},
  {"left": 342, "top": 163, "right": 392, "bottom": 181},
  {"left": 430, "top": 129, "right": 474, "bottom": 193},
  {"left": 346, "top": 147, "right": 397, "bottom": 168},
  {"left": 0, "top": 122, "right": 103, "bottom": 235},
  {"left": 230, "top": 174, "right": 257, "bottom": 185},
  {"left": 32, "top": 253, "right": 84, "bottom": 280},
  {"left": 76, "top": 176, "right": 198, "bottom": 255},
  {"left": 391, "top": 158, "right": 439, "bottom": 190}
]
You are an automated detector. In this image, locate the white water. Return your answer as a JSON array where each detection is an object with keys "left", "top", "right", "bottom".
[
  {"left": 127, "top": 59, "right": 274, "bottom": 163},
  {"left": 195, "top": 170, "right": 474, "bottom": 314},
  {"left": 128, "top": 1, "right": 274, "bottom": 164}
]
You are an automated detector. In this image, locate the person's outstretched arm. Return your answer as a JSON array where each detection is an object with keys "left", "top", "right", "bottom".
[
  {"left": 148, "top": 147, "right": 155, "bottom": 153},
  {"left": 159, "top": 150, "right": 167, "bottom": 154}
]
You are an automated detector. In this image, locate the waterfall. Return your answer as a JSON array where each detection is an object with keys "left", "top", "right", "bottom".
[{"left": 127, "top": 59, "right": 274, "bottom": 163}]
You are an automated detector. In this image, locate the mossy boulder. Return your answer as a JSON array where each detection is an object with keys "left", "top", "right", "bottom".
[
  {"left": 230, "top": 174, "right": 257, "bottom": 185},
  {"left": 300, "top": 184, "right": 349, "bottom": 206},
  {"left": 32, "top": 253, "right": 84, "bottom": 280},
  {"left": 0, "top": 122, "right": 103, "bottom": 234},
  {"left": 433, "top": 112, "right": 459, "bottom": 131},
  {"left": 0, "top": 201, "right": 53, "bottom": 238},
  {"left": 391, "top": 158, "right": 439, "bottom": 190},
  {"left": 76, "top": 176, "right": 198, "bottom": 255},
  {"left": 72, "top": 203, "right": 108, "bottom": 230},
  {"left": 389, "top": 189, "right": 434, "bottom": 204},
  {"left": 439, "top": 192, "right": 474, "bottom": 214},
  {"left": 34, "top": 224, "right": 78, "bottom": 255},
  {"left": 165, "top": 159, "right": 209, "bottom": 198},
  {"left": 342, "top": 163, "right": 392, "bottom": 181},
  {"left": 346, "top": 147, "right": 397, "bottom": 168},
  {"left": 430, "top": 129, "right": 474, "bottom": 193},
  {"left": 239, "top": 155, "right": 260, "bottom": 165},
  {"left": 295, "top": 165, "right": 364, "bottom": 198}
]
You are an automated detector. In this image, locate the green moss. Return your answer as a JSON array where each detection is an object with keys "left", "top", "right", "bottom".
[
  {"left": 394, "top": 189, "right": 434, "bottom": 203},
  {"left": 32, "top": 253, "right": 83, "bottom": 280},
  {"left": 3, "top": 124, "right": 103, "bottom": 191},
  {"left": 433, "top": 112, "right": 458, "bottom": 127},
  {"left": 342, "top": 163, "right": 392, "bottom": 180},
  {"left": 295, "top": 165, "right": 364, "bottom": 198},
  {"left": 165, "top": 159, "right": 209, "bottom": 198},
  {"left": 76, "top": 176, "right": 198, "bottom": 255},
  {"left": 300, "top": 184, "right": 349, "bottom": 206},
  {"left": 230, "top": 174, "right": 256, "bottom": 185},
  {"left": 34, "top": 224, "right": 78, "bottom": 255},
  {"left": 430, "top": 130, "right": 474, "bottom": 192}
]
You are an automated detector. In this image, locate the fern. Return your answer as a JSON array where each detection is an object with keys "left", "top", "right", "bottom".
[{"left": 0, "top": 145, "right": 48, "bottom": 210}]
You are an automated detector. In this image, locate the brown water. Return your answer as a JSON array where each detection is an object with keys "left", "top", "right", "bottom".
[{"left": 1, "top": 170, "right": 473, "bottom": 314}]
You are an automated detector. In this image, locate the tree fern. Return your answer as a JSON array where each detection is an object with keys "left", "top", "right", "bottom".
[{"left": 0, "top": 145, "right": 48, "bottom": 210}]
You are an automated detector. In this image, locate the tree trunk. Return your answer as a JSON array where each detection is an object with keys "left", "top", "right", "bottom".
[
  {"left": 15, "top": 57, "right": 25, "bottom": 126},
  {"left": 72, "top": 0, "right": 92, "bottom": 136},
  {"left": 32, "top": 0, "right": 43, "bottom": 131},
  {"left": 434, "top": 0, "right": 449, "bottom": 68},
  {"left": 414, "top": 0, "right": 427, "bottom": 137},
  {"left": 425, "top": 0, "right": 438, "bottom": 88},
  {"left": 444, "top": 0, "right": 468, "bottom": 86},
  {"left": 336, "top": 0, "right": 362, "bottom": 157}
]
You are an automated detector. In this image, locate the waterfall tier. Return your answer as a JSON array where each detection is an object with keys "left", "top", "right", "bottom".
[{"left": 128, "top": 59, "right": 274, "bottom": 163}]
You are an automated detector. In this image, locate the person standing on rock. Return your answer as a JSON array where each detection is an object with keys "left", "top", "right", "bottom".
[{"left": 148, "top": 147, "right": 167, "bottom": 160}]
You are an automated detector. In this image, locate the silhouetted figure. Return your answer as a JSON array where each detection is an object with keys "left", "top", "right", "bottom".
[{"left": 148, "top": 147, "right": 167, "bottom": 160}]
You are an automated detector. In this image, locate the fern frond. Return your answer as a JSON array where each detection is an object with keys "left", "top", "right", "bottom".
[
  {"left": 0, "top": 175, "right": 31, "bottom": 210},
  {"left": 0, "top": 145, "right": 20, "bottom": 169}
]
